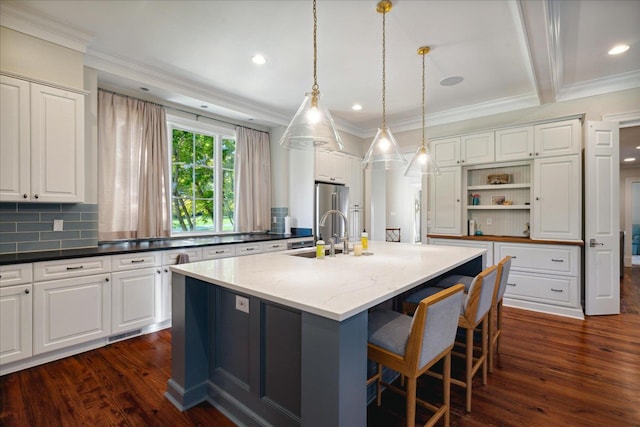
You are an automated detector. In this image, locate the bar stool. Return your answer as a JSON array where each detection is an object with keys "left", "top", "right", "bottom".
[
  {"left": 489, "top": 256, "right": 511, "bottom": 370},
  {"left": 367, "top": 284, "right": 465, "bottom": 427},
  {"left": 402, "top": 265, "right": 499, "bottom": 412}
]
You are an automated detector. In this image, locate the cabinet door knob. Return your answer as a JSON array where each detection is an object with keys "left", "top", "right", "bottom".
[
  {"left": 164, "top": 268, "right": 169, "bottom": 273},
  {"left": 34, "top": 194, "right": 39, "bottom": 199},
  {"left": 105, "top": 277, "right": 109, "bottom": 282},
  {"left": 536, "top": 197, "right": 540, "bottom": 201},
  {"left": 456, "top": 161, "right": 460, "bottom": 164},
  {"left": 25, "top": 289, "right": 30, "bottom": 294},
  {"left": 528, "top": 153, "right": 533, "bottom": 157},
  {"left": 23, "top": 194, "right": 28, "bottom": 199},
  {"left": 157, "top": 270, "right": 161, "bottom": 274},
  {"left": 535, "top": 152, "right": 539, "bottom": 156}
]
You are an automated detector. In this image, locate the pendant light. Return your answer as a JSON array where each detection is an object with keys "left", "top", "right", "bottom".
[
  {"left": 404, "top": 46, "right": 440, "bottom": 177},
  {"left": 279, "top": 0, "right": 343, "bottom": 152},
  {"left": 362, "top": 0, "right": 407, "bottom": 170}
]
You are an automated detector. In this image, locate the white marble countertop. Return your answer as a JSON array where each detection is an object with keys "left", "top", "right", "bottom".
[{"left": 170, "top": 241, "right": 485, "bottom": 321}]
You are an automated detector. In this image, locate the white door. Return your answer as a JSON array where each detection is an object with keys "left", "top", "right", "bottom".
[{"left": 585, "top": 121, "right": 620, "bottom": 315}]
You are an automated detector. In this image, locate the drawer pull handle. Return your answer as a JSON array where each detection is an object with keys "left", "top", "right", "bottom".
[
  {"left": 246, "top": 248, "right": 254, "bottom": 251},
  {"left": 550, "top": 288, "right": 563, "bottom": 293},
  {"left": 66, "top": 266, "right": 84, "bottom": 271},
  {"left": 551, "top": 259, "right": 564, "bottom": 263},
  {"left": 215, "top": 250, "right": 225, "bottom": 254},
  {"left": 130, "top": 259, "right": 145, "bottom": 263},
  {"left": 510, "top": 256, "right": 517, "bottom": 259},
  {"left": 507, "top": 283, "right": 516, "bottom": 286}
]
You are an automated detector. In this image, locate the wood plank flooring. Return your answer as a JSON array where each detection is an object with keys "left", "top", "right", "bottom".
[{"left": 1, "top": 267, "right": 639, "bottom": 427}]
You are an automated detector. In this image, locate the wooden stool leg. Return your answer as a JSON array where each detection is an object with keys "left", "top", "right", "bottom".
[
  {"left": 488, "top": 306, "right": 495, "bottom": 373},
  {"left": 482, "top": 317, "right": 488, "bottom": 385},
  {"left": 465, "top": 327, "right": 473, "bottom": 412},
  {"left": 444, "top": 352, "right": 451, "bottom": 427},
  {"left": 406, "top": 376, "right": 416, "bottom": 427}
]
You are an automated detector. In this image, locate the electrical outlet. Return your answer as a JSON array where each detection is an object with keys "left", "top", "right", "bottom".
[
  {"left": 486, "top": 218, "right": 492, "bottom": 226},
  {"left": 273, "top": 216, "right": 277, "bottom": 224},
  {"left": 235, "top": 295, "right": 249, "bottom": 313},
  {"left": 53, "top": 219, "right": 64, "bottom": 231}
]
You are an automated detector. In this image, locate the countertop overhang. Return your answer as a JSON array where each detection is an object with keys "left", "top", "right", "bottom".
[{"left": 171, "top": 241, "right": 485, "bottom": 322}]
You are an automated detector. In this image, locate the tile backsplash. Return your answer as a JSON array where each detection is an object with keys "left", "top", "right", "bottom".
[
  {"left": 270, "top": 207, "right": 289, "bottom": 234},
  {"left": 0, "top": 203, "right": 98, "bottom": 254}
]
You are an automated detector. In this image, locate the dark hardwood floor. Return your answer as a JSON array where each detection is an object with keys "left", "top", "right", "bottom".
[{"left": 1, "top": 267, "right": 639, "bottom": 427}]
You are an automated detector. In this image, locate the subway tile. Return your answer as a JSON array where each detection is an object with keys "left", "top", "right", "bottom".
[
  {"left": 0, "top": 232, "right": 40, "bottom": 243},
  {"left": 0, "top": 212, "right": 39, "bottom": 222},
  {"left": 18, "top": 241, "right": 61, "bottom": 252},
  {"left": 61, "top": 239, "right": 98, "bottom": 249},
  {"left": 40, "top": 231, "right": 81, "bottom": 240},
  {"left": 18, "top": 203, "right": 61, "bottom": 212},
  {"left": 0, "top": 223, "right": 16, "bottom": 232},
  {"left": 17, "top": 222, "right": 53, "bottom": 232},
  {"left": 0, "top": 203, "right": 18, "bottom": 212},
  {"left": 81, "top": 212, "right": 98, "bottom": 221},
  {"left": 0, "top": 242, "right": 17, "bottom": 254},
  {"left": 40, "top": 212, "right": 81, "bottom": 222},
  {"left": 62, "top": 221, "right": 98, "bottom": 231},
  {"left": 81, "top": 229, "right": 98, "bottom": 239}
]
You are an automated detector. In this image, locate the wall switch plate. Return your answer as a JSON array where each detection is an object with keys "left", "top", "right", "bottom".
[
  {"left": 235, "top": 295, "right": 249, "bottom": 313},
  {"left": 273, "top": 216, "right": 277, "bottom": 223},
  {"left": 53, "top": 219, "right": 64, "bottom": 231}
]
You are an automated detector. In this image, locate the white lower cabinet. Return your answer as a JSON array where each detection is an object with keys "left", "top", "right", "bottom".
[
  {"left": 33, "top": 273, "right": 111, "bottom": 355},
  {"left": 161, "top": 248, "right": 203, "bottom": 323},
  {"left": 0, "top": 283, "right": 32, "bottom": 364},
  {"left": 495, "top": 242, "right": 582, "bottom": 318},
  {"left": 111, "top": 267, "right": 162, "bottom": 334}
]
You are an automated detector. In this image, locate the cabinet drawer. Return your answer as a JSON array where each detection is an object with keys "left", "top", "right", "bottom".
[
  {"left": 504, "top": 272, "right": 576, "bottom": 306},
  {"left": 111, "top": 252, "right": 161, "bottom": 271},
  {"left": 162, "top": 248, "right": 202, "bottom": 265},
  {"left": 236, "top": 243, "right": 263, "bottom": 255},
  {"left": 33, "top": 256, "right": 111, "bottom": 282},
  {"left": 202, "top": 245, "right": 236, "bottom": 260},
  {"left": 263, "top": 241, "right": 287, "bottom": 252},
  {"left": 0, "top": 263, "right": 32, "bottom": 287},
  {"left": 495, "top": 243, "right": 578, "bottom": 275}
]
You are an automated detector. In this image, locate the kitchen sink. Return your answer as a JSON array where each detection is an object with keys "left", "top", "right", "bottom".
[{"left": 290, "top": 248, "right": 344, "bottom": 258}]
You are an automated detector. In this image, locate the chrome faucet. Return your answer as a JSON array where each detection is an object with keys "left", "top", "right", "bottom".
[{"left": 319, "top": 210, "right": 349, "bottom": 255}]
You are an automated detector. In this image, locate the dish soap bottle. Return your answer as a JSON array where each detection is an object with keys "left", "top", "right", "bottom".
[
  {"left": 316, "top": 236, "right": 325, "bottom": 259},
  {"left": 361, "top": 229, "right": 368, "bottom": 250}
]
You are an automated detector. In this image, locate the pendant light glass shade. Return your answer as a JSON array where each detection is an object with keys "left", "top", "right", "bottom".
[
  {"left": 280, "top": 90, "right": 343, "bottom": 151},
  {"left": 362, "top": 0, "right": 407, "bottom": 170},
  {"left": 279, "top": 0, "right": 343, "bottom": 152},
  {"left": 404, "top": 45, "right": 439, "bottom": 177},
  {"left": 362, "top": 126, "right": 406, "bottom": 169}
]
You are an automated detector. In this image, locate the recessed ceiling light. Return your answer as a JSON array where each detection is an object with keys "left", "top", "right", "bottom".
[
  {"left": 608, "top": 44, "right": 630, "bottom": 55},
  {"left": 252, "top": 54, "right": 266, "bottom": 65},
  {"left": 352, "top": 104, "right": 362, "bottom": 111},
  {"left": 636, "top": 145, "right": 640, "bottom": 150},
  {"left": 440, "top": 76, "right": 464, "bottom": 86},
  {"left": 623, "top": 157, "right": 636, "bottom": 162}
]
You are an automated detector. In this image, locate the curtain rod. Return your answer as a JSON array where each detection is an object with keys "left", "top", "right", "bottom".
[{"left": 98, "top": 88, "right": 268, "bottom": 134}]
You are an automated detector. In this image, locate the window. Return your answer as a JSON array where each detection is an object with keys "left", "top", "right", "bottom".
[{"left": 168, "top": 117, "right": 235, "bottom": 234}]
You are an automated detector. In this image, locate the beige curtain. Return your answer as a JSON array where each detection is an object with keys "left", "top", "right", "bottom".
[
  {"left": 235, "top": 127, "right": 272, "bottom": 232},
  {"left": 98, "top": 91, "right": 171, "bottom": 240}
]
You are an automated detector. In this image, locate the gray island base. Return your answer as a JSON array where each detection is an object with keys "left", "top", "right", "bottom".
[{"left": 165, "top": 242, "right": 485, "bottom": 427}]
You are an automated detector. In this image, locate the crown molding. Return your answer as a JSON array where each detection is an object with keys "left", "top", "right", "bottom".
[
  {"left": 0, "top": 2, "right": 92, "bottom": 53},
  {"left": 555, "top": 71, "right": 640, "bottom": 103}
]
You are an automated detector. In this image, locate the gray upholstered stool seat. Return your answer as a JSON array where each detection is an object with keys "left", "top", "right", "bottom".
[{"left": 368, "top": 309, "right": 413, "bottom": 356}]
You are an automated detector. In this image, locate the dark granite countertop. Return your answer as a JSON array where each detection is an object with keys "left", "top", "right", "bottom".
[{"left": 0, "top": 230, "right": 314, "bottom": 266}]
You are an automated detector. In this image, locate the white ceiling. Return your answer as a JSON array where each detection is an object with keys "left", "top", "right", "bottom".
[{"left": 2, "top": 0, "right": 639, "bottom": 153}]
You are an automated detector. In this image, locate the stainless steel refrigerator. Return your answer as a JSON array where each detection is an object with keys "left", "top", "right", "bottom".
[{"left": 315, "top": 182, "right": 349, "bottom": 241}]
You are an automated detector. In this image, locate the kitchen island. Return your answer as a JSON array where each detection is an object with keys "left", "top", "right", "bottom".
[{"left": 166, "top": 241, "right": 485, "bottom": 427}]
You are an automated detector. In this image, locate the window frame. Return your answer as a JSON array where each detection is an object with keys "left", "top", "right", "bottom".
[{"left": 167, "top": 114, "right": 236, "bottom": 236}]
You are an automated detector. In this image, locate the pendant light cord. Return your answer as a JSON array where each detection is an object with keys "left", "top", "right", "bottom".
[
  {"left": 381, "top": 8, "right": 387, "bottom": 129},
  {"left": 421, "top": 51, "right": 425, "bottom": 147},
  {"left": 312, "top": 0, "right": 319, "bottom": 93}
]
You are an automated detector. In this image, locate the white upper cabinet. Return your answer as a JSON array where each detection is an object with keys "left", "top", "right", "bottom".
[
  {"left": 532, "top": 155, "right": 581, "bottom": 241},
  {"left": 461, "top": 132, "right": 495, "bottom": 165},
  {"left": 346, "top": 156, "right": 363, "bottom": 207},
  {"left": 0, "top": 75, "right": 85, "bottom": 203},
  {"left": 315, "top": 151, "right": 347, "bottom": 184},
  {"left": 0, "top": 76, "right": 30, "bottom": 201},
  {"left": 432, "top": 132, "right": 495, "bottom": 166},
  {"left": 495, "top": 126, "right": 534, "bottom": 162},
  {"left": 431, "top": 137, "right": 461, "bottom": 167},
  {"left": 533, "top": 119, "right": 581, "bottom": 158}
]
